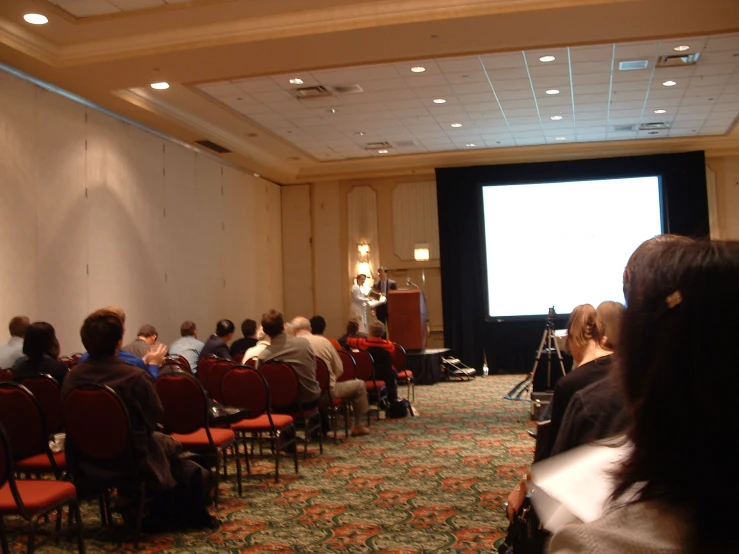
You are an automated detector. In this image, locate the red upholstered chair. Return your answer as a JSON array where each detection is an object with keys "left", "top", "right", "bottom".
[
  {"left": 196, "top": 355, "right": 219, "bottom": 387},
  {"left": 392, "top": 343, "right": 414, "bottom": 402},
  {"left": 221, "top": 366, "right": 298, "bottom": 483},
  {"left": 69, "top": 354, "right": 83, "bottom": 364},
  {"left": 0, "top": 424, "right": 84, "bottom": 554},
  {"left": 244, "top": 357, "right": 258, "bottom": 369},
  {"left": 259, "top": 362, "right": 323, "bottom": 460},
  {"left": 63, "top": 385, "right": 145, "bottom": 547},
  {"left": 171, "top": 355, "right": 191, "bottom": 373},
  {"left": 205, "top": 359, "right": 236, "bottom": 404},
  {"left": 315, "top": 357, "right": 348, "bottom": 443},
  {"left": 337, "top": 351, "right": 356, "bottom": 382},
  {"left": 351, "top": 350, "right": 387, "bottom": 424},
  {"left": 155, "top": 373, "right": 240, "bottom": 499},
  {"left": 21, "top": 375, "right": 64, "bottom": 437},
  {"left": 0, "top": 371, "right": 11, "bottom": 382},
  {"left": 160, "top": 356, "right": 191, "bottom": 376},
  {"left": 0, "top": 383, "right": 66, "bottom": 479}
]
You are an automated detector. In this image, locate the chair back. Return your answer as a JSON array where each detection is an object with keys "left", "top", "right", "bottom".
[
  {"left": 259, "top": 362, "right": 300, "bottom": 410},
  {"left": 64, "top": 385, "right": 132, "bottom": 462},
  {"left": 244, "top": 357, "right": 258, "bottom": 368},
  {"left": 221, "top": 366, "right": 269, "bottom": 418},
  {"left": 155, "top": 373, "right": 208, "bottom": 435},
  {"left": 0, "top": 382, "right": 51, "bottom": 459},
  {"left": 391, "top": 342, "right": 407, "bottom": 371},
  {"left": 59, "top": 356, "right": 76, "bottom": 369},
  {"left": 206, "top": 359, "right": 235, "bottom": 403},
  {"left": 172, "top": 355, "right": 191, "bottom": 372},
  {"left": 315, "top": 357, "right": 331, "bottom": 394},
  {"left": 196, "top": 355, "right": 220, "bottom": 385},
  {"left": 352, "top": 350, "right": 376, "bottom": 381},
  {"left": 70, "top": 353, "right": 83, "bottom": 363},
  {"left": 160, "top": 356, "right": 191, "bottom": 376},
  {"left": 337, "top": 351, "right": 356, "bottom": 382},
  {"left": 231, "top": 351, "right": 246, "bottom": 365},
  {"left": 22, "top": 374, "right": 63, "bottom": 435},
  {"left": 0, "top": 369, "right": 12, "bottom": 381},
  {"left": 366, "top": 347, "right": 393, "bottom": 380}
]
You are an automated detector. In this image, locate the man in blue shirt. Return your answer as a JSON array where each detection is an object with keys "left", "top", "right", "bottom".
[
  {"left": 77, "top": 306, "right": 164, "bottom": 378},
  {"left": 168, "top": 321, "right": 205, "bottom": 374}
]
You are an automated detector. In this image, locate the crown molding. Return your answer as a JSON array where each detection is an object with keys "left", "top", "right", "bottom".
[{"left": 0, "top": 19, "right": 57, "bottom": 64}]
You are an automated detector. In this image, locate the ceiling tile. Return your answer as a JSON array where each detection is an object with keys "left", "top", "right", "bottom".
[
  {"left": 570, "top": 45, "right": 615, "bottom": 63},
  {"left": 437, "top": 57, "right": 484, "bottom": 73}
]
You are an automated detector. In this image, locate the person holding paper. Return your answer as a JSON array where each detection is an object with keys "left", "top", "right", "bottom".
[{"left": 549, "top": 239, "right": 739, "bottom": 553}]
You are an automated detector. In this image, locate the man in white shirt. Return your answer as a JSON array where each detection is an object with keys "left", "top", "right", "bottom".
[
  {"left": 241, "top": 327, "right": 270, "bottom": 364},
  {"left": 291, "top": 316, "right": 370, "bottom": 437},
  {"left": 0, "top": 316, "right": 30, "bottom": 368}
]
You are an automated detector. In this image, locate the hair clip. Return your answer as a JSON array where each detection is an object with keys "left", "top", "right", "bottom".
[{"left": 665, "top": 291, "right": 683, "bottom": 309}]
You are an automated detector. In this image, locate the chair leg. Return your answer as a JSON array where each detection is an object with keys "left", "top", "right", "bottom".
[
  {"left": 233, "top": 443, "right": 243, "bottom": 496},
  {"left": 27, "top": 516, "right": 37, "bottom": 554},
  {"left": 213, "top": 452, "right": 221, "bottom": 507},
  {"left": 55, "top": 508, "right": 63, "bottom": 544},
  {"left": 0, "top": 517, "right": 9, "bottom": 554},
  {"left": 72, "top": 501, "right": 86, "bottom": 554},
  {"left": 274, "top": 433, "right": 281, "bottom": 484},
  {"left": 242, "top": 436, "right": 251, "bottom": 475}
]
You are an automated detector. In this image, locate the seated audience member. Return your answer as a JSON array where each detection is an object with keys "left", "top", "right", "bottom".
[
  {"left": 345, "top": 321, "right": 399, "bottom": 402},
  {"left": 292, "top": 316, "right": 370, "bottom": 437},
  {"left": 199, "top": 320, "right": 235, "bottom": 361},
  {"left": 549, "top": 239, "right": 739, "bottom": 554},
  {"left": 77, "top": 306, "right": 165, "bottom": 379},
  {"left": 257, "top": 310, "right": 320, "bottom": 410},
  {"left": 310, "top": 315, "right": 343, "bottom": 351},
  {"left": 338, "top": 320, "right": 365, "bottom": 348},
  {"left": 0, "top": 315, "right": 30, "bottom": 369},
  {"left": 229, "top": 319, "right": 258, "bottom": 358},
  {"left": 241, "top": 327, "right": 270, "bottom": 364},
  {"left": 507, "top": 302, "right": 622, "bottom": 521},
  {"left": 12, "top": 321, "right": 68, "bottom": 385},
  {"left": 168, "top": 321, "right": 205, "bottom": 374},
  {"left": 62, "top": 309, "right": 218, "bottom": 530},
  {"left": 122, "top": 324, "right": 159, "bottom": 359}
]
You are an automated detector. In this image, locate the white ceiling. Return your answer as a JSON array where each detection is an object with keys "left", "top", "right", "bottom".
[
  {"left": 193, "top": 33, "right": 739, "bottom": 162},
  {"left": 44, "top": 0, "right": 198, "bottom": 18}
]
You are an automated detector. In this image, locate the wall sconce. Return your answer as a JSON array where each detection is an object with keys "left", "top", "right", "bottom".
[
  {"left": 414, "top": 243, "right": 430, "bottom": 261},
  {"left": 358, "top": 243, "right": 370, "bottom": 257}
]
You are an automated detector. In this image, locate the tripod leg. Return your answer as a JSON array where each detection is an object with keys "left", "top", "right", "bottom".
[{"left": 553, "top": 335, "right": 567, "bottom": 377}]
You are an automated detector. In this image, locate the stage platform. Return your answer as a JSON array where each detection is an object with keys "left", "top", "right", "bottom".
[{"left": 405, "top": 348, "right": 450, "bottom": 385}]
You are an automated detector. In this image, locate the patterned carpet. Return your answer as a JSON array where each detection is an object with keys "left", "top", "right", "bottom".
[{"left": 5, "top": 375, "right": 535, "bottom": 553}]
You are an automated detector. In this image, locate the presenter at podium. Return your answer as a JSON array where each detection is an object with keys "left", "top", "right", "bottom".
[{"left": 372, "top": 267, "right": 397, "bottom": 326}]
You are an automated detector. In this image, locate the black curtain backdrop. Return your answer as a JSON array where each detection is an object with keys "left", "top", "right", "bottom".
[{"left": 436, "top": 151, "right": 709, "bottom": 374}]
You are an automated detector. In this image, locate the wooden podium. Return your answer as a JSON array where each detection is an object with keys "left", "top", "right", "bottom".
[{"left": 387, "top": 289, "right": 427, "bottom": 351}]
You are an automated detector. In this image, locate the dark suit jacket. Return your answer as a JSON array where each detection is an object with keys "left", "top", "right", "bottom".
[
  {"left": 199, "top": 335, "right": 232, "bottom": 361},
  {"left": 230, "top": 337, "right": 258, "bottom": 358},
  {"left": 372, "top": 279, "right": 398, "bottom": 322}
]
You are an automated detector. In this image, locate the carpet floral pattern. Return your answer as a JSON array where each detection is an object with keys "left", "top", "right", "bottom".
[{"left": 5, "top": 375, "right": 536, "bottom": 553}]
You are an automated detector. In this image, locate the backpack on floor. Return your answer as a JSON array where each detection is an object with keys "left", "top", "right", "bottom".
[{"left": 389, "top": 398, "right": 412, "bottom": 419}]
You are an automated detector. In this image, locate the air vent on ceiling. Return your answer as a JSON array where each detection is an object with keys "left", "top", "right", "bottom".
[
  {"left": 656, "top": 53, "right": 701, "bottom": 67},
  {"left": 332, "top": 84, "right": 364, "bottom": 95},
  {"left": 194, "top": 139, "right": 231, "bottom": 154},
  {"left": 612, "top": 124, "right": 636, "bottom": 132},
  {"left": 394, "top": 140, "right": 418, "bottom": 148},
  {"left": 363, "top": 141, "right": 392, "bottom": 150},
  {"left": 639, "top": 122, "right": 670, "bottom": 130},
  {"left": 291, "top": 85, "right": 332, "bottom": 99},
  {"left": 619, "top": 60, "right": 649, "bottom": 71}
]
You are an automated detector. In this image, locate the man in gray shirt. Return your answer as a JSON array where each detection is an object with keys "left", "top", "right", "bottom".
[
  {"left": 122, "top": 324, "right": 158, "bottom": 359},
  {"left": 168, "top": 321, "right": 205, "bottom": 374}
]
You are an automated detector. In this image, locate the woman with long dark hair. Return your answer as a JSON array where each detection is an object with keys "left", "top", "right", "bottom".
[{"left": 12, "top": 321, "right": 68, "bottom": 385}]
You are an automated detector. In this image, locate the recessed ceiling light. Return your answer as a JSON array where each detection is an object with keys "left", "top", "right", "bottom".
[
  {"left": 24, "top": 13, "right": 48, "bottom": 24},
  {"left": 150, "top": 82, "right": 170, "bottom": 90},
  {"left": 545, "top": 89, "right": 560, "bottom": 95},
  {"left": 329, "top": 108, "right": 338, "bottom": 114},
  {"left": 450, "top": 123, "right": 463, "bottom": 128},
  {"left": 555, "top": 136, "right": 566, "bottom": 140},
  {"left": 289, "top": 78, "right": 304, "bottom": 85},
  {"left": 378, "top": 149, "right": 389, "bottom": 154},
  {"left": 550, "top": 115, "right": 563, "bottom": 120},
  {"left": 411, "top": 66, "right": 426, "bottom": 73},
  {"left": 662, "top": 80, "right": 677, "bottom": 87},
  {"left": 355, "top": 131, "right": 366, "bottom": 136},
  {"left": 539, "top": 55, "right": 556, "bottom": 63},
  {"left": 674, "top": 45, "right": 690, "bottom": 52},
  {"left": 465, "top": 143, "right": 476, "bottom": 147},
  {"left": 654, "top": 109, "right": 667, "bottom": 114},
  {"left": 433, "top": 98, "right": 447, "bottom": 104}
]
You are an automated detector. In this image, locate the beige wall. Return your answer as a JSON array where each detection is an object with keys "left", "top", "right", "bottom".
[
  {"left": 707, "top": 154, "right": 739, "bottom": 240},
  {"left": 0, "top": 69, "right": 283, "bottom": 353}
]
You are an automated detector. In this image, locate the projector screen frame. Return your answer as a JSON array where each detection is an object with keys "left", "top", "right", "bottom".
[{"left": 478, "top": 175, "right": 666, "bottom": 322}]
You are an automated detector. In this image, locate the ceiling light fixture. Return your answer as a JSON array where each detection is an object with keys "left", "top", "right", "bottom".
[
  {"left": 411, "top": 66, "right": 426, "bottom": 73},
  {"left": 433, "top": 98, "right": 447, "bottom": 104},
  {"left": 289, "top": 78, "right": 304, "bottom": 85},
  {"left": 674, "top": 45, "right": 690, "bottom": 52},
  {"left": 450, "top": 123, "right": 463, "bottom": 128},
  {"left": 355, "top": 132, "right": 366, "bottom": 136},
  {"left": 555, "top": 136, "right": 566, "bottom": 140},
  {"left": 23, "top": 13, "right": 48, "bottom": 24},
  {"left": 465, "top": 143, "right": 476, "bottom": 147},
  {"left": 378, "top": 149, "right": 389, "bottom": 154},
  {"left": 662, "top": 80, "right": 677, "bottom": 87},
  {"left": 539, "top": 55, "right": 556, "bottom": 63},
  {"left": 546, "top": 89, "right": 560, "bottom": 95},
  {"left": 329, "top": 108, "right": 338, "bottom": 114},
  {"left": 150, "top": 82, "right": 170, "bottom": 90},
  {"left": 654, "top": 109, "right": 667, "bottom": 114},
  {"left": 550, "top": 115, "right": 563, "bottom": 120}
]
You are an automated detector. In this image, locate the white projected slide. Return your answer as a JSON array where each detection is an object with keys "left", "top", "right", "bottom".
[{"left": 482, "top": 177, "right": 662, "bottom": 318}]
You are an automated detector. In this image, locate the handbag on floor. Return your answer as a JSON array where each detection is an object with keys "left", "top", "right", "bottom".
[{"left": 497, "top": 497, "right": 549, "bottom": 554}]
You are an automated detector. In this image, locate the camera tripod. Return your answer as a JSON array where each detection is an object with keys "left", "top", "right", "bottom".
[{"left": 505, "top": 308, "right": 567, "bottom": 401}]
